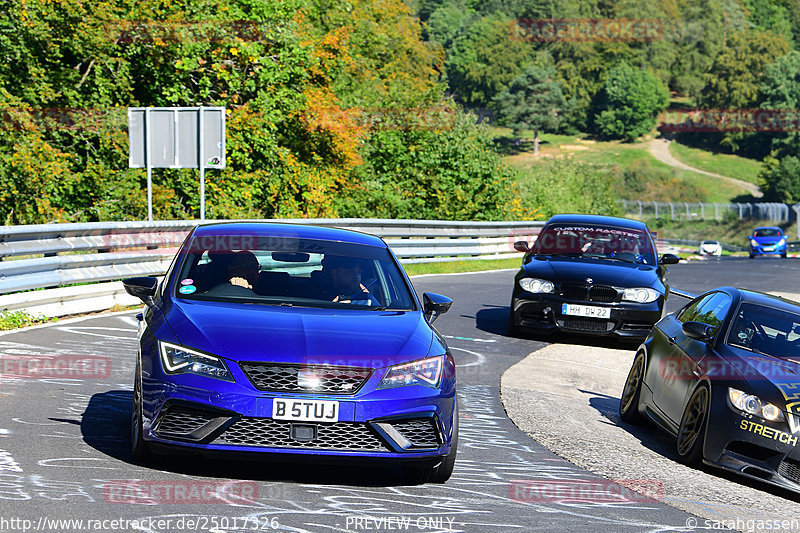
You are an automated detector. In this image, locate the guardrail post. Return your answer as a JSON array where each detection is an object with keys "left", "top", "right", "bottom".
[
  {"left": 700, "top": 203, "right": 705, "bottom": 220},
  {"left": 684, "top": 202, "right": 689, "bottom": 219},
  {"left": 669, "top": 202, "right": 674, "bottom": 220},
  {"left": 653, "top": 201, "right": 658, "bottom": 218},
  {"left": 638, "top": 201, "right": 642, "bottom": 218},
  {"left": 714, "top": 203, "right": 719, "bottom": 221}
]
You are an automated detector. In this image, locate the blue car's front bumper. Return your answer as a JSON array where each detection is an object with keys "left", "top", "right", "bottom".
[
  {"left": 140, "top": 353, "right": 457, "bottom": 463},
  {"left": 749, "top": 241, "right": 786, "bottom": 257}
]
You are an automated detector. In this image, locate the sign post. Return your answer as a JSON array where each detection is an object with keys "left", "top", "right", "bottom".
[{"left": 128, "top": 107, "right": 226, "bottom": 220}]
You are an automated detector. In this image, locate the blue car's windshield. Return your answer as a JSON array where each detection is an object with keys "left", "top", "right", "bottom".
[
  {"left": 727, "top": 303, "right": 800, "bottom": 360},
  {"left": 173, "top": 235, "right": 415, "bottom": 310},
  {"left": 531, "top": 224, "right": 657, "bottom": 265},
  {"left": 754, "top": 228, "right": 782, "bottom": 238}
]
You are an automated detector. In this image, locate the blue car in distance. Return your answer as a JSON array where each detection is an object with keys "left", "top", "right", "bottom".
[
  {"left": 123, "top": 222, "right": 457, "bottom": 483},
  {"left": 749, "top": 226, "right": 787, "bottom": 258}
]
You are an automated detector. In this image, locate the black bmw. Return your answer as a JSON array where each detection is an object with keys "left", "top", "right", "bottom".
[
  {"left": 620, "top": 287, "right": 800, "bottom": 493},
  {"left": 508, "top": 214, "right": 679, "bottom": 340}
]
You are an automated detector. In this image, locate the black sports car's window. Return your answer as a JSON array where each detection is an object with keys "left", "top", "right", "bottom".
[
  {"left": 678, "top": 292, "right": 731, "bottom": 329},
  {"left": 753, "top": 228, "right": 782, "bottom": 238},
  {"left": 173, "top": 235, "right": 415, "bottom": 310},
  {"left": 727, "top": 303, "right": 800, "bottom": 359},
  {"left": 531, "top": 224, "right": 657, "bottom": 265}
]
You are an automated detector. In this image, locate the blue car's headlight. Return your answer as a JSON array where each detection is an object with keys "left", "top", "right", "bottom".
[
  {"left": 779, "top": 238, "right": 786, "bottom": 246},
  {"left": 750, "top": 239, "right": 759, "bottom": 247},
  {"left": 159, "top": 341, "right": 235, "bottom": 382},
  {"left": 378, "top": 355, "right": 444, "bottom": 389},
  {"left": 621, "top": 288, "right": 659, "bottom": 303}
]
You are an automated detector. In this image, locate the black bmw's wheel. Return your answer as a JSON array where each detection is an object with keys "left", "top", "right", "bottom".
[
  {"left": 619, "top": 352, "right": 645, "bottom": 424},
  {"left": 507, "top": 308, "right": 520, "bottom": 337},
  {"left": 131, "top": 359, "right": 152, "bottom": 462},
  {"left": 676, "top": 385, "right": 709, "bottom": 465}
]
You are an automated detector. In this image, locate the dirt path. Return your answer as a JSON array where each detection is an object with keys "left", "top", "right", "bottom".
[{"left": 648, "top": 137, "right": 762, "bottom": 198}]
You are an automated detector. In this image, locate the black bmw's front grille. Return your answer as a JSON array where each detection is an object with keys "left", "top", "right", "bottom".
[
  {"left": 779, "top": 458, "right": 800, "bottom": 483},
  {"left": 560, "top": 284, "right": 617, "bottom": 303},
  {"left": 391, "top": 419, "right": 440, "bottom": 448},
  {"left": 214, "top": 418, "right": 390, "bottom": 451},
  {"left": 560, "top": 318, "right": 613, "bottom": 332},
  {"left": 240, "top": 363, "right": 372, "bottom": 395}
]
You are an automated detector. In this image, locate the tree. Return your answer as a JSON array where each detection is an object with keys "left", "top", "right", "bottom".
[
  {"left": 445, "top": 14, "right": 531, "bottom": 109},
  {"left": 591, "top": 62, "right": 669, "bottom": 142},
  {"left": 494, "top": 63, "right": 565, "bottom": 154},
  {"left": 758, "top": 50, "right": 800, "bottom": 157},
  {"left": 759, "top": 154, "right": 800, "bottom": 202}
]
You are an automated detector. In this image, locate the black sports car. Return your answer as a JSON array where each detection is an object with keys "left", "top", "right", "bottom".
[
  {"left": 508, "top": 214, "right": 679, "bottom": 340},
  {"left": 620, "top": 287, "right": 800, "bottom": 493}
]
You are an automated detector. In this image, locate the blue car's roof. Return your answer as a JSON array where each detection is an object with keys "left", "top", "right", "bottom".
[
  {"left": 191, "top": 221, "right": 387, "bottom": 247},
  {"left": 544, "top": 214, "right": 649, "bottom": 232},
  {"left": 753, "top": 226, "right": 783, "bottom": 232}
]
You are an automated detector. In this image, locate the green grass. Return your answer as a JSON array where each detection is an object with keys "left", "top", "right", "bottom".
[
  {"left": 502, "top": 134, "right": 752, "bottom": 203},
  {"left": 0, "top": 310, "right": 56, "bottom": 331},
  {"left": 646, "top": 217, "right": 796, "bottom": 249},
  {"left": 404, "top": 257, "right": 521, "bottom": 276},
  {"left": 668, "top": 141, "right": 763, "bottom": 185}
]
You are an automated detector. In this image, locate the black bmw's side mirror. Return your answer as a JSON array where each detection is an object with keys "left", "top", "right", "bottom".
[
  {"left": 423, "top": 292, "right": 452, "bottom": 324},
  {"left": 659, "top": 254, "right": 680, "bottom": 265},
  {"left": 682, "top": 321, "right": 715, "bottom": 342},
  {"left": 123, "top": 277, "right": 159, "bottom": 305},
  {"left": 514, "top": 241, "right": 530, "bottom": 253}
]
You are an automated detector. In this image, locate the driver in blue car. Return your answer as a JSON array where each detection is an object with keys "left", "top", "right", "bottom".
[{"left": 325, "top": 256, "right": 378, "bottom": 305}]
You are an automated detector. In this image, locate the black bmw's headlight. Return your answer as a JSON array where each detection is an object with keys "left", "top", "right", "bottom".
[
  {"left": 621, "top": 288, "right": 660, "bottom": 303},
  {"left": 518, "top": 278, "right": 554, "bottom": 293},
  {"left": 159, "top": 341, "right": 235, "bottom": 382}
]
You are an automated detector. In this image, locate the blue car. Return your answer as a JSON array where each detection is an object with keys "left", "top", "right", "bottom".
[
  {"left": 748, "top": 226, "right": 787, "bottom": 258},
  {"left": 123, "top": 222, "right": 457, "bottom": 483}
]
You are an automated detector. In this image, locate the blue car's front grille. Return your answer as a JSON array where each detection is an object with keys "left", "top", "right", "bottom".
[
  {"left": 214, "top": 418, "right": 390, "bottom": 451},
  {"left": 391, "top": 419, "right": 440, "bottom": 448},
  {"left": 239, "top": 363, "right": 372, "bottom": 395}
]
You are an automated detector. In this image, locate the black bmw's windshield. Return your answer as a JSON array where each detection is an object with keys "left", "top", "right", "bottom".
[
  {"left": 727, "top": 303, "right": 800, "bottom": 360},
  {"left": 173, "top": 235, "right": 415, "bottom": 310},
  {"left": 532, "top": 224, "right": 657, "bottom": 265}
]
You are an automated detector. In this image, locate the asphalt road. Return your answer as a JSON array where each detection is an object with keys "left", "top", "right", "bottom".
[{"left": 0, "top": 256, "right": 796, "bottom": 533}]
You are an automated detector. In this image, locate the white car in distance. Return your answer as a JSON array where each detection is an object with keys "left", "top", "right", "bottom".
[{"left": 698, "top": 240, "right": 722, "bottom": 257}]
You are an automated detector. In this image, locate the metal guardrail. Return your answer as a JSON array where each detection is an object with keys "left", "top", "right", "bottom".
[
  {"left": 0, "top": 219, "right": 543, "bottom": 318},
  {"left": 620, "top": 201, "right": 791, "bottom": 222}
]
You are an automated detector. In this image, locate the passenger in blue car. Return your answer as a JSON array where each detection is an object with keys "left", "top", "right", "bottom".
[{"left": 325, "top": 256, "right": 378, "bottom": 305}]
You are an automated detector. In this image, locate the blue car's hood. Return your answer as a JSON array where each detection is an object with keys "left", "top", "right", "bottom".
[
  {"left": 753, "top": 236, "right": 783, "bottom": 245},
  {"left": 163, "top": 300, "right": 434, "bottom": 368},
  {"left": 523, "top": 256, "right": 661, "bottom": 287}
]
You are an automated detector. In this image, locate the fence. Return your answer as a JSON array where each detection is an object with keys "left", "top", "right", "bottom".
[
  {"left": 620, "top": 201, "right": 791, "bottom": 222},
  {"left": 0, "top": 219, "right": 544, "bottom": 318}
]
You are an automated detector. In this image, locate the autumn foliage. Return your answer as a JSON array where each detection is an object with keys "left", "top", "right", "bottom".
[{"left": 0, "top": 0, "right": 517, "bottom": 223}]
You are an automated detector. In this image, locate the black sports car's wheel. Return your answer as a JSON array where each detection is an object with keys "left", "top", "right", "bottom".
[
  {"left": 619, "top": 352, "right": 645, "bottom": 424},
  {"left": 131, "top": 359, "right": 152, "bottom": 462},
  {"left": 676, "top": 385, "right": 709, "bottom": 465}
]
